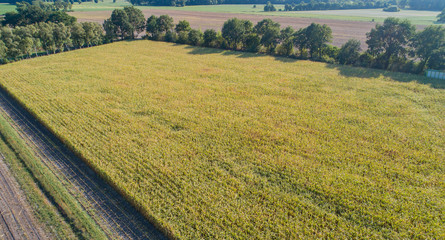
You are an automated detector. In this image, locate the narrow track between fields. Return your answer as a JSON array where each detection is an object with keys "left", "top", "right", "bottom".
[
  {"left": 0, "top": 88, "right": 167, "bottom": 240},
  {"left": 0, "top": 153, "right": 47, "bottom": 240}
]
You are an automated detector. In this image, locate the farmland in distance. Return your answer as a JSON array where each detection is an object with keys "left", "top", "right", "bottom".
[{"left": 0, "top": 41, "right": 443, "bottom": 239}]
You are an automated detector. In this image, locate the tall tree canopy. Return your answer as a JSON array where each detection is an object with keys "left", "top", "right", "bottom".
[
  {"left": 222, "top": 18, "right": 253, "bottom": 50},
  {"left": 411, "top": 25, "right": 445, "bottom": 70},
  {"left": 366, "top": 17, "right": 415, "bottom": 70}
]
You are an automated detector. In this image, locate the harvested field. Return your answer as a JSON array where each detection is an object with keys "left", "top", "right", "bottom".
[
  {"left": 70, "top": 9, "right": 429, "bottom": 48},
  {"left": 70, "top": 9, "right": 377, "bottom": 47}
]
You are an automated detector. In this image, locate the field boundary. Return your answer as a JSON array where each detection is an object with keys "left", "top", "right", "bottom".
[{"left": 0, "top": 85, "right": 169, "bottom": 239}]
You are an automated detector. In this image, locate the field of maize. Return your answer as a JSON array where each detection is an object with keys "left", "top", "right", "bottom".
[{"left": 0, "top": 41, "right": 443, "bottom": 239}]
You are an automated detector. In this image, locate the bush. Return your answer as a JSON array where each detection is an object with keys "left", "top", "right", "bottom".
[
  {"left": 165, "top": 30, "right": 177, "bottom": 42},
  {"left": 383, "top": 6, "right": 400, "bottom": 12},
  {"left": 203, "top": 29, "right": 218, "bottom": 47},
  {"left": 244, "top": 33, "right": 261, "bottom": 52},
  {"left": 264, "top": 2, "right": 276, "bottom": 12},
  {"left": 188, "top": 29, "right": 203, "bottom": 46},
  {"left": 337, "top": 39, "right": 361, "bottom": 65},
  {"left": 177, "top": 31, "right": 188, "bottom": 44}
]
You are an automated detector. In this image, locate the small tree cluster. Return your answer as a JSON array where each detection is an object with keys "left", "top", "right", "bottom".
[
  {"left": 103, "top": 7, "right": 145, "bottom": 41},
  {"left": 264, "top": 2, "right": 276, "bottom": 12}
]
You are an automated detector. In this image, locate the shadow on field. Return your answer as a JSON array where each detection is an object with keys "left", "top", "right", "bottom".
[
  {"left": 185, "top": 45, "right": 299, "bottom": 63},
  {"left": 327, "top": 64, "right": 445, "bottom": 89}
]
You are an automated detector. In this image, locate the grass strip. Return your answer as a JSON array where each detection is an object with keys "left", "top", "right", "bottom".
[{"left": 0, "top": 113, "right": 108, "bottom": 240}]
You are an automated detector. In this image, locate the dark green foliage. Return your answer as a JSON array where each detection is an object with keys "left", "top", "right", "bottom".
[
  {"left": 203, "top": 29, "right": 217, "bottom": 47},
  {"left": 175, "top": 20, "right": 191, "bottom": 33},
  {"left": 164, "top": 30, "right": 177, "bottom": 42},
  {"left": 254, "top": 18, "right": 280, "bottom": 53},
  {"left": 293, "top": 23, "right": 332, "bottom": 59},
  {"left": 2, "top": 2, "right": 76, "bottom": 27},
  {"left": 366, "top": 17, "right": 415, "bottom": 70},
  {"left": 411, "top": 25, "right": 445, "bottom": 71},
  {"left": 110, "top": 9, "right": 131, "bottom": 40},
  {"left": 47, "top": 11, "right": 77, "bottom": 26},
  {"left": 124, "top": 6, "right": 145, "bottom": 39},
  {"left": 188, "top": 29, "right": 203, "bottom": 46},
  {"left": 264, "top": 1, "right": 276, "bottom": 12},
  {"left": 284, "top": 0, "right": 388, "bottom": 11},
  {"left": 337, "top": 39, "right": 361, "bottom": 65},
  {"left": 409, "top": 0, "right": 444, "bottom": 11},
  {"left": 244, "top": 33, "right": 260, "bottom": 52},
  {"left": 383, "top": 5, "right": 400, "bottom": 12},
  {"left": 438, "top": 9, "right": 445, "bottom": 23},
  {"left": 221, "top": 18, "right": 253, "bottom": 50},
  {"left": 145, "top": 15, "right": 159, "bottom": 38}
]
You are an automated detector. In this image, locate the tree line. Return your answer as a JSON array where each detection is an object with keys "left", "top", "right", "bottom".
[
  {"left": 1, "top": 3, "right": 444, "bottom": 74},
  {"left": 103, "top": 8, "right": 444, "bottom": 73},
  {"left": 0, "top": 2, "right": 103, "bottom": 63},
  {"left": 283, "top": 0, "right": 388, "bottom": 12},
  {"left": 125, "top": 0, "right": 444, "bottom": 11}
]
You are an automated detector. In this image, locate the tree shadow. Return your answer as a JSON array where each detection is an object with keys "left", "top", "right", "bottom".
[
  {"left": 184, "top": 45, "right": 298, "bottom": 63},
  {"left": 326, "top": 64, "right": 445, "bottom": 89}
]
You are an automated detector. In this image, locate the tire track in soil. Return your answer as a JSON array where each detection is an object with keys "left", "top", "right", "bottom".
[
  {"left": 0, "top": 153, "right": 47, "bottom": 240},
  {"left": 0, "top": 88, "right": 167, "bottom": 240}
]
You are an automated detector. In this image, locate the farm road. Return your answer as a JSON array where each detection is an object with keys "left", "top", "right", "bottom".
[
  {"left": 0, "top": 88, "right": 167, "bottom": 240},
  {"left": 0, "top": 153, "right": 47, "bottom": 240}
]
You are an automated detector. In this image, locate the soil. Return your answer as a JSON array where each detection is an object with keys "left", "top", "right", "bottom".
[
  {"left": 70, "top": 9, "right": 390, "bottom": 48},
  {"left": 0, "top": 154, "right": 48, "bottom": 240}
]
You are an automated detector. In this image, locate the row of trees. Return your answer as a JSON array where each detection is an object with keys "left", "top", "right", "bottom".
[
  {"left": 104, "top": 9, "right": 444, "bottom": 73},
  {"left": 0, "top": 21, "right": 103, "bottom": 63},
  {"left": 284, "top": 0, "right": 388, "bottom": 11}
]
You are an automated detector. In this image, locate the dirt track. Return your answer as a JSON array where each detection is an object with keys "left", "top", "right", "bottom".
[
  {"left": 0, "top": 88, "right": 167, "bottom": 240},
  {"left": 0, "top": 154, "right": 47, "bottom": 240},
  {"left": 71, "top": 9, "right": 385, "bottom": 48}
]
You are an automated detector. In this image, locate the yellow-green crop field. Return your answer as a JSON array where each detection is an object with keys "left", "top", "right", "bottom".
[{"left": 0, "top": 41, "right": 444, "bottom": 239}]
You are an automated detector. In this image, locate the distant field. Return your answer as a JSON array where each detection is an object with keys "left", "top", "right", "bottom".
[
  {"left": 0, "top": 3, "right": 15, "bottom": 14},
  {"left": 69, "top": 1, "right": 442, "bottom": 25},
  {"left": 0, "top": 41, "right": 444, "bottom": 239}
]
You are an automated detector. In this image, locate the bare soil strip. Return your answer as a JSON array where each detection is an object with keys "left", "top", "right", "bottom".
[
  {"left": 0, "top": 88, "right": 167, "bottom": 240},
  {"left": 0, "top": 153, "right": 47, "bottom": 240}
]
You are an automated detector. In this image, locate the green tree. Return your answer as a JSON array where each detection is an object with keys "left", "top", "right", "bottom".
[
  {"left": 36, "top": 22, "right": 55, "bottom": 54},
  {"left": 146, "top": 15, "right": 159, "bottom": 39},
  {"left": 175, "top": 20, "right": 191, "bottom": 44},
  {"left": 304, "top": 23, "right": 332, "bottom": 59},
  {"left": 111, "top": 9, "right": 131, "bottom": 40},
  {"left": 244, "top": 33, "right": 260, "bottom": 52},
  {"left": 366, "top": 17, "right": 415, "bottom": 70},
  {"left": 175, "top": 20, "right": 191, "bottom": 33},
  {"left": 52, "top": 22, "right": 71, "bottom": 52},
  {"left": 123, "top": 6, "right": 145, "bottom": 39},
  {"left": 412, "top": 25, "right": 445, "bottom": 70},
  {"left": 337, "top": 39, "right": 361, "bottom": 65},
  {"left": 1, "top": 27, "right": 21, "bottom": 59},
  {"left": 157, "top": 15, "right": 174, "bottom": 35},
  {"left": 203, "top": 29, "right": 217, "bottom": 47},
  {"left": 254, "top": 18, "right": 280, "bottom": 53},
  {"left": 82, "top": 22, "right": 103, "bottom": 47},
  {"left": 437, "top": 9, "right": 445, "bottom": 23},
  {"left": 188, "top": 29, "right": 203, "bottom": 46},
  {"left": 221, "top": 18, "right": 253, "bottom": 50},
  {"left": 264, "top": 1, "right": 276, "bottom": 12},
  {"left": 103, "top": 18, "right": 117, "bottom": 42},
  {"left": 13, "top": 25, "right": 34, "bottom": 58},
  {"left": 293, "top": 23, "right": 332, "bottom": 59},
  {"left": 0, "top": 39, "right": 7, "bottom": 63},
  {"left": 71, "top": 22, "right": 86, "bottom": 48}
]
